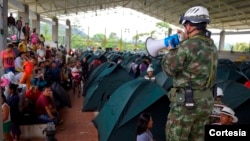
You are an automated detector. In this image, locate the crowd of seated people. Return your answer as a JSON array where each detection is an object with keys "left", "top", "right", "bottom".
[{"left": 0, "top": 41, "right": 89, "bottom": 140}]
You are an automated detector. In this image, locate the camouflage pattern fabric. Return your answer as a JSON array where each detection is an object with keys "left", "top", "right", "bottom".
[
  {"left": 166, "top": 97, "right": 214, "bottom": 141},
  {"left": 162, "top": 33, "right": 218, "bottom": 141},
  {"left": 162, "top": 33, "right": 218, "bottom": 89}
]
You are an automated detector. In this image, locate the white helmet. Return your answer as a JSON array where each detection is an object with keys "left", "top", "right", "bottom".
[{"left": 179, "top": 6, "right": 210, "bottom": 25}]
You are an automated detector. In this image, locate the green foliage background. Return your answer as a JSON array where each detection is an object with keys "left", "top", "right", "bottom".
[{"left": 40, "top": 22, "right": 250, "bottom": 52}]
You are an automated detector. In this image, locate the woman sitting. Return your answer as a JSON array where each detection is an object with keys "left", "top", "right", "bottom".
[{"left": 136, "top": 113, "right": 154, "bottom": 141}]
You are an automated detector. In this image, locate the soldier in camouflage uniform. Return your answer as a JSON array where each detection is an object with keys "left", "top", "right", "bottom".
[{"left": 162, "top": 6, "right": 218, "bottom": 141}]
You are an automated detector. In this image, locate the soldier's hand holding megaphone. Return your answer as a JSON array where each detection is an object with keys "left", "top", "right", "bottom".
[
  {"left": 166, "top": 40, "right": 174, "bottom": 51},
  {"left": 166, "top": 29, "right": 186, "bottom": 50},
  {"left": 145, "top": 29, "right": 186, "bottom": 57}
]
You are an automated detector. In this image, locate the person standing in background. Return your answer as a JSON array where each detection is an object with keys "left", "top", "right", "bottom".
[
  {"left": 7, "top": 13, "right": 16, "bottom": 36},
  {"left": 16, "top": 16, "right": 22, "bottom": 40},
  {"left": 7, "top": 83, "right": 21, "bottom": 141},
  {"left": 0, "top": 44, "right": 16, "bottom": 73},
  {"left": 22, "top": 22, "right": 30, "bottom": 43}
]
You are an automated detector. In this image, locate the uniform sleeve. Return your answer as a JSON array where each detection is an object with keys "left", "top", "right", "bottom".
[{"left": 162, "top": 46, "right": 188, "bottom": 76}]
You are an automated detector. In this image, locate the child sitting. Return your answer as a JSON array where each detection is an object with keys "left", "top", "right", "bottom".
[{"left": 31, "top": 68, "right": 47, "bottom": 91}]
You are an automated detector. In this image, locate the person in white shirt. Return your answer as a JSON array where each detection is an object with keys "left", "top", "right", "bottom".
[
  {"left": 71, "top": 61, "right": 82, "bottom": 78},
  {"left": 36, "top": 44, "right": 46, "bottom": 63},
  {"left": 144, "top": 67, "right": 156, "bottom": 83},
  {"left": 14, "top": 52, "right": 28, "bottom": 73}
]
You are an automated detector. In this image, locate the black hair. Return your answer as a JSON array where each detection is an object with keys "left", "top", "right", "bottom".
[
  {"left": 38, "top": 61, "right": 45, "bottom": 67},
  {"left": 18, "top": 51, "right": 25, "bottom": 57},
  {"left": 42, "top": 85, "right": 51, "bottom": 92},
  {"left": 7, "top": 43, "right": 14, "bottom": 48},
  {"left": 35, "top": 68, "right": 42, "bottom": 74},
  {"left": 8, "top": 83, "right": 18, "bottom": 94},
  {"left": 136, "top": 113, "right": 152, "bottom": 135}
]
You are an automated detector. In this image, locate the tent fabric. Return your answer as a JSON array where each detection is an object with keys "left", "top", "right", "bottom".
[
  {"left": 216, "top": 80, "right": 250, "bottom": 109},
  {"left": 216, "top": 66, "right": 248, "bottom": 83},
  {"left": 51, "top": 82, "right": 72, "bottom": 108},
  {"left": 82, "top": 64, "right": 134, "bottom": 111},
  {"left": 93, "top": 78, "right": 169, "bottom": 141},
  {"left": 83, "top": 62, "right": 116, "bottom": 96},
  {"left": 234, "top": 99, "right": 250, "bottom": 124},
  {"left": 155, "top": 71, "right": 173, "bottom": 91}
]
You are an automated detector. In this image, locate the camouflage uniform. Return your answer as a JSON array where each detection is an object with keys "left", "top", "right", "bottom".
[{"left": 162, "top": 33, "right": 218, "bottom": 141}]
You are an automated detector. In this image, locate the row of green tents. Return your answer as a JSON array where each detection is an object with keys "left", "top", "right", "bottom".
[{"left": 81, "top": 51, "right": 250, "bottom": 141}]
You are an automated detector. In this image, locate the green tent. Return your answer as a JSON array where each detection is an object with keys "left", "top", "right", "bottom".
[
  {"left": 155, "top": 71, "right": 173, "bottom": 91},
  {"left": 216, "top": 66, "right": 248, "bottom": 83},
  {"left": 83, "top": 62, "right": 115, "bottom": 96},
  {"left": 120, "top": 54, "right": 140, "bottom": 72},
  {"left": 93, "top": 78, "right": 169, "bottom": 141},
  {"left": 216, "top": 80, "right": 250, "bottom": 124},
  {"left": 217, "top": 80, "right": 250, "bottom": 109},
  {"left": 82, "top": 63, "right": 134, "bottom": 111},
  {"left": 51, "top": 82, "right": 71, "bottom": 109},
  {"left": 151, "top": 57, "right": 163, "bottom": 75}
]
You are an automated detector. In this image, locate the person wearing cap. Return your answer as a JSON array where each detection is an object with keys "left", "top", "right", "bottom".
[
  {"left": 219, "top": 106, "right": 238, "bottom": 125},
  {"left": 162, "top": 6, "right": 218, "bottom": 141},
  {"left": 144, "top": 67, "right": 156, "bottom": 83}
]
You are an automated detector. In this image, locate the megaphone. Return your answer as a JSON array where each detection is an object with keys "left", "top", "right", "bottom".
[{"left": 146, "top": 34, "right": 181, "bottom": 57}]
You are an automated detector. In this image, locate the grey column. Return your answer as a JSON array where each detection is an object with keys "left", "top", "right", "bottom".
[
  {"left": 0, "top": 0, "right": 7, "bottom": 68},
  {"left": 52, "top": 17, "right": 58, "bottom": 43},
  {"left": 0, "top": 0, "right": 8, "bottom": 137},
  {"left": 18, "top": 4, "right": 29, "bottom": 26},
  {"left": 218, "top": 30, "right": 225, "bottom": 51},
  {"left": 32, "top": 14, "right": 40, "bottom": 35},
  {"left": 66, "top": 19, "right": 71, "bottom": 52},
  {"left": 168, "top": 28, "right": 172, "bottom": 36}
]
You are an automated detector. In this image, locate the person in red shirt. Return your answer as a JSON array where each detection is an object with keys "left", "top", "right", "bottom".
[
  {"left": 25, "top": 85, "right": 41, "bottom": 103},
  {"left": 19, "top": 57, "right": 36, "bottom": 89},
  {"left": 35, "top": 86, "right": 63, "bottom": 125},
  {"left": 0, "top": 44, "right": 16, "bottom": 73}
]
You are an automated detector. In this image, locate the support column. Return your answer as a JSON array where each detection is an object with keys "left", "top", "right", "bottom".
[
  {"left": 52, "top": 17, "right": 58, "bottom": 43},
  {"left": 32, "top": 14, "right": 40, "bottom": 35},
  {"left": 218, "top": 30, "right": 225, "bottom": 51},
  {"left": 0, "top": 0, "right": 8, "bottom": 137},
  {"left": 18, "top": 4, "right": 29, "bottom": 26},
  {"left": 168, "top": 28, "right": 172, "bottom": 36},
  {"left": 66, "top": 19, "right": 71, "bottom": 52}
]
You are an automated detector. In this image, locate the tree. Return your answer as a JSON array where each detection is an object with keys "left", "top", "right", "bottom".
[
  {"left": 40, "top": 24, "right": 52, "bottom": 41},
  {"left": 106, "top": 32, "right": 119, "bottom": 48},
  {"left": 232, "top": 42, "right": 250, "bottom": 52},
  {"left": 156, "top": 22, "right": 170, "bottom": 36},
  {"left": 71, "top": 35, "right": 85, "bottom": 49}
]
